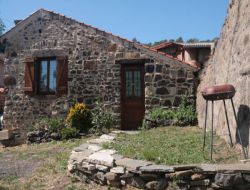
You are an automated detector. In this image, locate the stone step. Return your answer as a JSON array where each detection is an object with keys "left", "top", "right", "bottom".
[{"left": 0, "top": 129, "right": 13, "bottom": 140}]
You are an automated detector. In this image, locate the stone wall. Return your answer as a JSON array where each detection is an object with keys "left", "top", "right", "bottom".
[
  {"left": 0, "top": 56, "right": 4, "bottom": 113},
  {"left": 197, "top": 0, "right": 250, "bottom": 150},
  {"left": 145, "top": 63, "right": 194, "bottom": 110},
  {"left": 0, "top": 9, "right": 195, "bottom": 140},
  {"left": 68, "top": 133, "right": 250, "bottom": 190},
  {"left": 0, "top": 60, "right": 3, "bottom": 86}
]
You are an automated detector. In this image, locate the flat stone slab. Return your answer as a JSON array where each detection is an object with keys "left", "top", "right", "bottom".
[
  {"left": 87, "top": 152, "right": 115, "bottom": 167},
  {"left": 100, "top": 134, "right": 115, "bottom": 140},
  {"left": 98, "top": 149, "right": 116, "bottom": 155},
  {"left": 88, "top": 144, "right": 103, "bottom": 152},
  {"left": 87, "top": 138, "right": 112, "bottom": 145},
  {"left": 73, "top": 143, "right": 89, "bottom": 152},
  {"left": 113, "top": 154, "right": 124, "bottom": 162},
  {"left": 96, "top": 164, "right": 109, "bottom": 172},
  {"left": 112, "top": 130, "right": 140, "bottom": 135},
  {"left": 110, "top": 166, "right": 125, "bottom": 174},
  {"left": 172, "top": 164, "right": 198, "bottom": 171},
  {"left": 140, "top": 165, "right": 174, "bottom": 173},
  {"left": 116, "top": 158, "right": 152, "bottom": 171},
  {"left": 69, "top": 149, "right": 94, "bottom": 164},
  {"left": 198, "top": 164, "right": 250, "bottom": 173}
]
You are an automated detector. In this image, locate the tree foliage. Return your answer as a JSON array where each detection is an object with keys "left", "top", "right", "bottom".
[
  {"left": 0, "top": 18, "right": 5, "bottom": 35},
  {"left": 145, "top": 36, "right": 217, "bottom": 47}
]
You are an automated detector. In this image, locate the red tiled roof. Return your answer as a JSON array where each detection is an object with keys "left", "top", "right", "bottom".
[
  {"left": 0, "top": 9, "right": 199, "bottom": 70},
  {"left": 151, "top": 42, "right": 183, "bottom": 51}
]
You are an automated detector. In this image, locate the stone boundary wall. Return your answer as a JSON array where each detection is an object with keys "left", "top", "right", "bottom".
[{"left": 68, "top": 133, "right": 250, "bottom": 190}]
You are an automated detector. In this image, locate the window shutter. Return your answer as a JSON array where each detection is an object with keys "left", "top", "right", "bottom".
[
  {"left": 56, "top": 56, "right": 68, "bottom": 96},
  {"left": 24, "top": 57, "right": 35, "bottom": 96}
]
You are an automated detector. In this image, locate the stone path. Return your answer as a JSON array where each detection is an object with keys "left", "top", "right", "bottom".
[{"left": 68, "top": 131, "right": 250, "bottom": 190}]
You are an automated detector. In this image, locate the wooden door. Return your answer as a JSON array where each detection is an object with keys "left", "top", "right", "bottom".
[{"left": 121, "top": 64, "right": 145, "bottom": 130}]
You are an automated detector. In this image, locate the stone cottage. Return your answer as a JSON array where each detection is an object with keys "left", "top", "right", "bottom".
[{"left": 0, "top": 9, "right": 197, "bottom": 141}]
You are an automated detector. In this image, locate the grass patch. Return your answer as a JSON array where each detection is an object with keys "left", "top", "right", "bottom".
[
  {"left": 0, "top": 138, "right": 104, "bottom": 190},
  {"left": 109, "top": 127, "right": 241, "bottom": 165}
]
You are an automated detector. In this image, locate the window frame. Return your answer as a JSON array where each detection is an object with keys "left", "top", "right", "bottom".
[{"left": 36, "top": 57, "right": 57, "bottom": 95}]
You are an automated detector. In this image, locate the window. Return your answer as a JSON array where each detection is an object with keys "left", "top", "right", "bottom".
[
  {"left": 24, "top": 56, "right": 68, "bottom": 96},
  {"left": 125, "top": 70, "right": 141, "bottom": 97},
  {"left": 37, "top": 58, "right": 57, "bottom": 94}
]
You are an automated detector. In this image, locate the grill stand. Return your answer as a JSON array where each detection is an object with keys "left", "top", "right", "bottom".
[{"left": 203, "top": 98, "right": 248, "bottom": 160}]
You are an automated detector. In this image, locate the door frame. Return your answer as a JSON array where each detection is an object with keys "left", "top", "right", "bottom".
[{"left": 120, "top": 60, "right": 146, "bottom": 130}]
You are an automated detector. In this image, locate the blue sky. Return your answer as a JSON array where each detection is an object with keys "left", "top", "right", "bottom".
[{"left": 0, "top": 0, "right": 229, "bottom": 43}]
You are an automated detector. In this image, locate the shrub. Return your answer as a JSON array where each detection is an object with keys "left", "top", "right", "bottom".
[
  {"left": 61, "top": 127, "right": 80, "bottom": 140},
  {"left": 175, "top": 96, "right": 197, "bottom": 126},
  {"left": 90, "top": 100, "right": 116, "bottom": 135},
  {"left": 148, "top": 96, "right": 197, "bottom": 127},
  {"left": 66, "top": 103, "right": 92, "bottom": 133},
  {"left": 29, "top": 118, "right": 64, "bottom": 133},
  {"left": 150, "top": 107, "right": 175, "bottom": 121}
]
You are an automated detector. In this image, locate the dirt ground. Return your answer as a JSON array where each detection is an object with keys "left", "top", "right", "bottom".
[{"left": 0, "top": 140, "right": 119, "bottom": 190}]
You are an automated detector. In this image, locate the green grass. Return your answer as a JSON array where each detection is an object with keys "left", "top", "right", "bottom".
[
  {"left": 0, "top": 138, "right": 100, "bottom": 190},
  {"left": 107, "top": 127, "right": 241, "bottom": 165}
]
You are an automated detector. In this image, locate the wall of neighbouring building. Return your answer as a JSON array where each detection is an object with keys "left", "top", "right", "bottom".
[
  {"left": 0, "top": 9, "right": 195, "bottom": 140},
  {"left": 184, "top": 48, "right": 211, "bottom": 67},
  {"left": 197, "top": 0, "right": 250, "bottom": 153}
]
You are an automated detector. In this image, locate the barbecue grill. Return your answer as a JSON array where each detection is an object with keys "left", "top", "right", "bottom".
[{"left": 202, "top": 84, "right": 247, "bottom": 160}]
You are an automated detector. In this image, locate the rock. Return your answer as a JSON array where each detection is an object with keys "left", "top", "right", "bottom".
[
  {"left": 107, "top": 179, "right": 121, "bottom": 188},
  {"left": 99, "top": 134, "right": 115, "bottom": 140},
  {"left": 96, "top": 164, "right": 109, "bottom": 172},
  {"left": 70, "top": 149, "right": 94, "bottom": 163},
  {"left": 190, "top": 179, "right": 210, "bottom": 186},
  {"left": 94, "top": 171, "right": 107, "bottom": 185},
  {"left": 140, "top": 165, "right": 174, "bottom": 173},
  {"left": 67, "top": 163, "right": 75, "bottom": 173},
  {"left": 87, "top": 144, "right": 102, "bottom": 152},
  {"left": 120, "top": 172, "right": 134, "bottom": 179},
  {"left": 116, "top": 158, "right": 152, "bottom": 172},
  {"left": 214, "top": 172, "right": 244, "bottom": 187},
  {"left": 140, "top": 173, "right": 159, "bottom": 181},
  {"left": 175, "top": 170, "right": 194, "bottom": 178},
  {"left": 110, "top": 166, "right": 125, "bottom": 174},
  {"left": 87, "top": 138, "right": 112, "bottom": 145},
  {"left": 173, "top": 165, "right": 197, "bottom": 171},
  {"left": 242, "top": 173, "right": 250, "bottom": 183},
  {"left": 98, "top": 149, "right": 116, "bottom": 155},
  {"left": 50, "top": 132, "right": 61, "bottom": 140},
  {"left": 191, "top": 173, "right": 206, "bottom": 181},
  {"left": 198, "top": 164, "right": 217, "bottom": 174},
  {"left": 69, "top": 149, "right": 93, "bottom": 165},
  {"left": 113, "top": 154, "right": 124, "bottom": 161},
  {"left": 129, "top": 176, "right": 146, "bottom": 189},
  {"left": 81, "top": 162, "right": 96, "bottom": 171},
  {"left": 73, "top": 143, "right": 89, "bottom": 152},
  {"left": 87, "top": 152, "right": 115, "bottom": 167},
  {"left": 105, "top": 172, "right": 120, "bottom": 181},
  {"left": 146, "top": 178, "right": 168, "bottom": 190}
]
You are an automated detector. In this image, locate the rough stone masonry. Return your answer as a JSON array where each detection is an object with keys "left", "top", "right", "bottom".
[
  {"left": 68, "top": 132, "right": 250, "bottom": 190},
  {"left": 0, "top": 9, "right": 196, "bottom": 141},
  {"left": 197, "top": 0, "right": 250, "bottom": 151}
]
